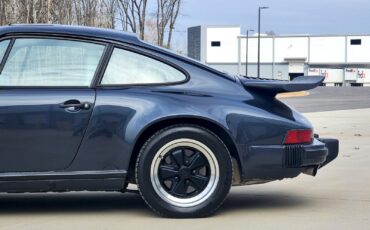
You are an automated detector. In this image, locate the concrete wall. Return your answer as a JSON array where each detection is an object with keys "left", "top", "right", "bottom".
[
  {"left": 188, "top": 26, "right": 370, "bottom": 84},
  {"left": 240, "top": 37, "right": 274, "bottom": 63},
  {"left": 206, "top": 27, "right": 240, "bottom": 63},
  {"left": 274, "top": 37, "right": 308, "bottom": 62},
  {"left": 208, "top": 63, "right": 290, "bottom": 80},
  {"left": 309, "top": 37, "right": 346, "bottom": 63},
  {"left": 200, "top": 26, "right": 370, "bottom": 65},
  {"left": 347, "top": 36, "right": 370, "bottom": 63}
]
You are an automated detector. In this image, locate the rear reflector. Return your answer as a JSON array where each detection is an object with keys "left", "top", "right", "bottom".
[{"left": 284, "top": 129, "right": 313, "bottom": 145}]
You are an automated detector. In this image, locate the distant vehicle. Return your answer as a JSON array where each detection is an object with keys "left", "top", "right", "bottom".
[{"left": 0, "top": 25, "right": 338, "bottom": 218}]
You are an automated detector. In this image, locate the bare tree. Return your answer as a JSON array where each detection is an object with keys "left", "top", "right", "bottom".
[
  {"left": 0, "top": 0, "right": 183, "bottom": 49},
  {"left": 102, "top": 0, "right": 117, "bottom": 29},
  {"left": 166, "top": 0, "right": 180, "bottom": 49},
  {"left": 156, "top": 0, "right": 170, "bottom": 47},
  {"left": 156, "top": 0, "right": 182, "bottom": 47},
  {"left": 81, "top": 0, "right": 98, "bottom": 26},
  {"left": 117, "top": 0, "right": 136, "bottom": 32},
  {"left": 117, "top": 0, "right": 147, "bottom": 39},
  {"left": 0, "top": 0, "right": 10, "bottom": 25},
  {"left": 55, "top": 0, "right": 75, "bottom": 25},
  {"left": 144, "top": 18, "right": 158, "bottom": 44}
]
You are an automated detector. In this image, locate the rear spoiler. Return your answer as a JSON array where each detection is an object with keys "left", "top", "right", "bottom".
[{"left": 238, "top": 75, "right": 324, "bottom": 96}]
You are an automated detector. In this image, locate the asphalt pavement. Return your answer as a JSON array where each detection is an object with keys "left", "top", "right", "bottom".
[{"left": 281, "top": 86, "right": 370, "bottom": 112}]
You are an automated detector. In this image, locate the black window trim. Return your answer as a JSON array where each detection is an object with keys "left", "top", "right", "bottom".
[
  {"left": 96, "top": 44, "right": 190, "bottom": 88},
  {"left": 0, "top": 38, "right": 15, "bottom": 75},
  {"left": 0, "top": 34, "right": 109, "bottom": 89}
]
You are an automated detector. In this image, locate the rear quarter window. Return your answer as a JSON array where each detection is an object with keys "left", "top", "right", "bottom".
[{"left": 101, "top": 48, "right": 187, "bottom": 85}]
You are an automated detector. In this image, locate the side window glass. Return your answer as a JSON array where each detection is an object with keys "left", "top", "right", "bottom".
[
  {"left": 101, "top": 48, "right": 186, "bottom": 85},
  {"left": 0, "top": 38, "right": 105, "bottom": 87}
]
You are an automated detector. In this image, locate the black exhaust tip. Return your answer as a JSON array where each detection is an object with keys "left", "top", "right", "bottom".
[{"left": 303, "top": 166, "right": 318, "bottom": 176}]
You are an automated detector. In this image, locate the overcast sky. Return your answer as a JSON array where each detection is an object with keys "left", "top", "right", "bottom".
[{"left": 170, "top": 0, "right": 369, "bottom": 52}]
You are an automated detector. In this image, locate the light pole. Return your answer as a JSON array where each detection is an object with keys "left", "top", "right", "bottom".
[
  {"left": 257, "top": 6, "right": 269, "bottom": 78},
  {"left": 245, "top": 29, "right": 254, "bottom": 77}
]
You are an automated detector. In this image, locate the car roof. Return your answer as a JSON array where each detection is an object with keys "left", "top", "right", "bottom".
[{"left": 0, "top": 24, "right": 142, "bottom": 45}]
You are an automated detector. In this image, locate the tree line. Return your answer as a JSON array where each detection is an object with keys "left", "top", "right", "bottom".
[{"left": 0, "top": 0, "right": 182, "bottom": 48}]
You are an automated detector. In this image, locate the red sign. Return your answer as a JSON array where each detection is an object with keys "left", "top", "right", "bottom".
[
  {"left": 359, "top": 71, "right": 366, "bottom": 79},
  {"left": 321, "top": 70, "right": 329, "bottom": 78}
]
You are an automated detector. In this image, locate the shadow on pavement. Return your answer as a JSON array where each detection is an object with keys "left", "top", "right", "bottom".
[
  {"left": 0, "top": 191, "right": 310, "bottom": 216},
  {"left": 0, "top": 192, "right": 150, "bottom": 215},
  {"left": 220, "top": 191, "right": 310, "bottom": 214}
]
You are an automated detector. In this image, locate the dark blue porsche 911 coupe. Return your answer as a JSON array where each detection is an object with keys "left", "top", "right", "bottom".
[{"left": 0, "top": 24, "right": 338, "bottom": 218}]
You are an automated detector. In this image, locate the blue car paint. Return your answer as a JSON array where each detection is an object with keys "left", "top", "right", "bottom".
[
  {"left": 0, "top": 89, "right": 95, "bottom": 172},
  {"left": 0, "top": 25, "right": 337, "bottom": 192}
]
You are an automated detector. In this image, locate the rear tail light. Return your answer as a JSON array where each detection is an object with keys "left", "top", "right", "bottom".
[{"left": 284, "top": 129, "right": 313, "bottom": 145}]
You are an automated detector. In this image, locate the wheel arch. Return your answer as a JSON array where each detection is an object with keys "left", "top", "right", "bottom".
[{"left": 127, "top": 116, "right": 240, "bottom": 183}]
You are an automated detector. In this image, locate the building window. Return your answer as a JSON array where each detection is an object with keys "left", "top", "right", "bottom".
[
  {"left": 350, "top": 39, "right": 362, "bottom": 45},
  {"left": 211, "top": 41, "right": 221, "bottom": 47}
]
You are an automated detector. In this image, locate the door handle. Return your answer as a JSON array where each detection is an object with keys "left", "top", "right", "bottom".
[{"left": 60, "top": 100, "right": 91, "bottom": 110}]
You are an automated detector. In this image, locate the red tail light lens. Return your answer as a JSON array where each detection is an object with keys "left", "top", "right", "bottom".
[{"left": 284, "top": 129, "right": 313, "bottom": 145}]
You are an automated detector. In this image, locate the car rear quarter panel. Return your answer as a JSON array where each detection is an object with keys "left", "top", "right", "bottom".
[{"left": 67, "top": 61, "right": 312, "bottom": 182}]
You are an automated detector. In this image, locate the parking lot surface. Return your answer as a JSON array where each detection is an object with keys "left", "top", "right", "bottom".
[
  {"left": 281, "top": 86, "right": 370, "bottom": 112},
  {"left": 0, "top": 94, "right": 369, "bottom": 229}
]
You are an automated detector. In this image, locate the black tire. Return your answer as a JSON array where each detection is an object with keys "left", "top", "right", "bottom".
[{"left": 136, "top": 124, "right": 232, "bottom": 218}]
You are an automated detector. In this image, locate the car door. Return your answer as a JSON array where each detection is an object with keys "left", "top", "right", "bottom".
[{"left": 0, "top": 37, "right": 106, "bottom": 172}]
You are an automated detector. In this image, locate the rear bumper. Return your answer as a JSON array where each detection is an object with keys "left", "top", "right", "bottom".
[
  {"left": 241, "top": 138, "right": 339, "bottom": 183},
  {"left": 318, "top": 138, "right": 339, "bottom": 167}
]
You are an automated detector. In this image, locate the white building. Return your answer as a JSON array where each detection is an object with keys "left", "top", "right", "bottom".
[{"left": 187, "top": 25, "right": 370, "bottom": 86}]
